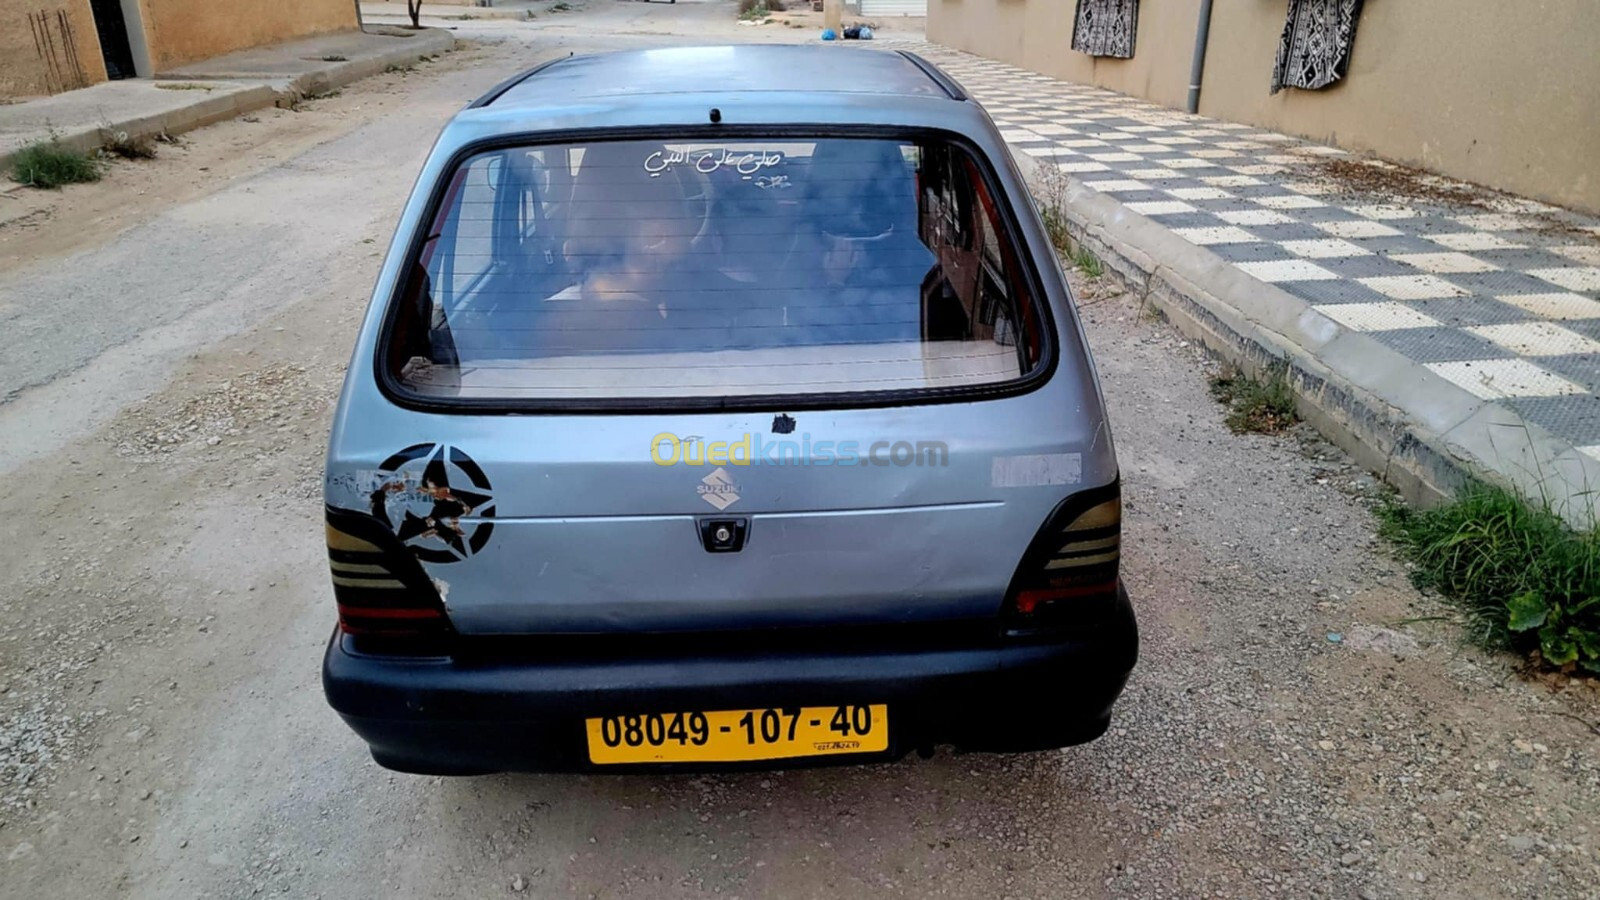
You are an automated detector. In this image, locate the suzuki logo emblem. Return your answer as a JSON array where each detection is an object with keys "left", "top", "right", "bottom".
[{"left": 697, "top": 467, "right": 740, "bottom": 510}]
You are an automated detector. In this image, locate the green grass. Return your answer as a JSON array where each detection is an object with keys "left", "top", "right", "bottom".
[
  {"left": 1039, "top": 205, "right": 1070, "bottom": 254},
  {"left": 738, "top": 0, "right": 773, "bottom": 20},
  {"left": 1030, "top": 161, "right": 1081, "bottom": 261},
  {"left": 1209, "top": 362, "right": 1299, "bottom": 434},
  {"left": 1378, "top": 484, "right": 1599, "bottom": 673},
  {"left": 9, "top": 141, "right": 100, "bottom": 189},
  {"left": 1071, "top": 245, "right": 1103, "bottom": 278}
]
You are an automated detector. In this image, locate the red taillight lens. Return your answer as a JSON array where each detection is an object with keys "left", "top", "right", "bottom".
[
  {"left": 1004, "top": 485, "right": 1121, "bottom": 627},
  {"left": 1014, "top": 580, "right": 1119, "bottom": 615},
  {"left": 326, "top": 507, "right": 452, "bottom": 647}
]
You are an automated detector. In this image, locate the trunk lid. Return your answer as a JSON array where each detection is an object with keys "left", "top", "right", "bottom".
[{"left": 326, "top": 401, "right": 1095, "bottom": 634}]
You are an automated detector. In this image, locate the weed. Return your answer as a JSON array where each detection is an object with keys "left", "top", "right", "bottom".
[
  {"left": 737, "top": 0, "right": 774, "bottom": 20},
  {"left": 1039, "top": 206, "right": 1069, "bottom": 254},
  {"left": 384, "top": 63, "right": 414, "bottom": 74},
  {"left": 1071, "top": 245, "right": 1104, "bottom": 278},
  {"left": 320, "top": 54, "right": 348, "bottom": 62},
  {"left": 9, "top": 141, "right": 100, "bottom": 189},
  {"left": 1378, "top": 484, "right": 1599, "bottom": 673},
  {"left": 1209, "top": 362, "right": 1299, "bottom": 434},
  {"left": 100, "top": 129, "right": 157, "bottom": 160},
  {"left": 304, "top": 88, "right": 343, "bottom": 101},
  {"left": 1031, "top": 161, "right": 1072, "bottom": 254},
  {"left": 155, "top": 82, "right": 215, "bottom": 91},
  {"left": 1030, "top": 162, "right": 1108, "bottom": 278},
  {"left": 549, "top": 1, "right": 572, "bottom": 10}
]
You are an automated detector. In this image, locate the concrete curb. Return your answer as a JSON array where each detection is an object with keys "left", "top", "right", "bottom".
[
  {"left": 362, "top": 6, "right": 537, "bottom": 21},
  {"left": 0, "top": 29, "right": 454, "bottom": 174},
  {"left": 1015, "top": 150, "right": 1600, "bottom": 529},
  {"left": 293, "top": 28, "right": 457, "bottom": 98},
  {"left": 156, "top": 28, "right": 458, "bottom": 101},
  {"left": 0, "top": 83, "right": 280, "bottom": 172}
]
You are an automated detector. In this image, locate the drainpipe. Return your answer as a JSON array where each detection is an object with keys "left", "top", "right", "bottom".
[{"left": 1186, "top": 0, "right": 1214, "bottom": 114}]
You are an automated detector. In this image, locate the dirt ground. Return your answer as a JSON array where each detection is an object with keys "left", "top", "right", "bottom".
[{"left": 1, "top": 3, "right": 1597, "bottom": 898}]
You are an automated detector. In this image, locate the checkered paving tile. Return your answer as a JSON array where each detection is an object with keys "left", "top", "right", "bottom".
[{"left": 902, "top": 43, "right": 1600, "bottom": 451}]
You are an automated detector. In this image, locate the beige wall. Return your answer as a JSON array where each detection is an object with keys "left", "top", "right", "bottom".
[
  {"left": 1, "top": 0, "right": 358, "bottom": 100},
  {"left": 933, "top": 0, "right": 1199, "bottom": 111},
  {"left": 136, "top": 0, "right": 359, "bottom": 72},
  {"left": 0, "top": 0, "right": 108, "bottom": 99},
  {"left": 929, "top": 0, "right": 1600, "bottom": 215}
]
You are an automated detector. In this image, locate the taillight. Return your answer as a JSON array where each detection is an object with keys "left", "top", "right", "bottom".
[
  {"left": 325, "top": 505, "right": 452, "bottom": 649},
  {"left": 1003, "top": 483, "right": 1121, "bottom": 628}
]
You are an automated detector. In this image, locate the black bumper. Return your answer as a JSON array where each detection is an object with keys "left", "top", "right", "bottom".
[{"left": 322, "top": 589, "right": 1137, "bottom": 774}]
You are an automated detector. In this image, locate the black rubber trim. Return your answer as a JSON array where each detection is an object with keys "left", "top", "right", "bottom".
[
  {"left": 895, "top": 51, "right": 966, "bottom": 101},
  {"left": 465, "top": 53, "right": 581, "bottom": 109},
  {"left": 372, "top": 124, "right": 1061, "bottom": 416}
]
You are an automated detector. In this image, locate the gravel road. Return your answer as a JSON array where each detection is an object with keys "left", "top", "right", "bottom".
[{"left": 1, "top": 4, "right": 1596, "bottom": 898}]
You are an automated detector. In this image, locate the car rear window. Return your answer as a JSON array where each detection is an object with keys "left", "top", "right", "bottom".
[{"left": 384, "top": 135, "right": 1047, "bottom": 403}]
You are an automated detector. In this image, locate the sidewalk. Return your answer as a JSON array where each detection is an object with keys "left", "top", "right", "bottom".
[
  {"left": 0, "top": 28, "right": 454, "bottom": 171},
  {"left": 909, "top": 43, "right": 1600, "bottom": 527},
  {"left": 359, "top": 1, "right": 545, "bottom": 22}
]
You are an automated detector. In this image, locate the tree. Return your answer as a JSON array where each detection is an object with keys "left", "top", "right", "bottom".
[{"left": 407, "top": 0, "right": 422, "bottom": 28}]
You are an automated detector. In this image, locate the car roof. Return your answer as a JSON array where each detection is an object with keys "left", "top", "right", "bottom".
[{"left": 480, "top": 45, "right": 967, "bottom": 108}]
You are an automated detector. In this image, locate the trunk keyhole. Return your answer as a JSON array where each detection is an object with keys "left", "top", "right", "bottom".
[{"left": 699, "top": 518, "right": 748, "bottom": 553}]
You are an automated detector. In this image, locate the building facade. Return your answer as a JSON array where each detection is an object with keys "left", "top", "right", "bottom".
[
  {"left": 3, "top": 0, "right": 359, "bottom": 100},
  {"left": 927, "top": 0, "right": 1600, "bottom": 215}
]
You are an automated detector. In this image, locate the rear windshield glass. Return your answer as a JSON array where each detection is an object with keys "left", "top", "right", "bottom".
[{"left": 384, "top": 136, "right": 1046, "bottom": 402}]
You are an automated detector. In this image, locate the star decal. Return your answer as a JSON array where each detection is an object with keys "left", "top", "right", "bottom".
[{"left": 371, "top": 443, "right": 496, "bottom": 563}]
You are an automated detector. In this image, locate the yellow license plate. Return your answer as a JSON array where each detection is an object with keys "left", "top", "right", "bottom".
[{"left": 586, "top": 705, "right": 889, "bottom": 764}]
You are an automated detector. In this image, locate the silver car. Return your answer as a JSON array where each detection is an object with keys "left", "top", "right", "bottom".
[{"left": 321, "top": 45, "right": 1137, "bottom": 773}]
